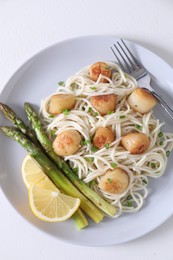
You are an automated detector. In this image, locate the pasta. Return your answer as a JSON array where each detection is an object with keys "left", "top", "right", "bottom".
[{"left": 40, "top": 62, "right": 173, "bottom": 218}]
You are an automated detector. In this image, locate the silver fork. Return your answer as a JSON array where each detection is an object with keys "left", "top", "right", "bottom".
[{"left": 111, "top": 39, "right": 173, "bottom": 120}]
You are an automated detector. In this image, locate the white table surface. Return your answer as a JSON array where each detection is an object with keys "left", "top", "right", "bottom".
[{"left": 1, "top": 0, "right": 173, "bottom": 259}]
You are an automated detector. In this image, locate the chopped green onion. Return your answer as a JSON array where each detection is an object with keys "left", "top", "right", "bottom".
[
  {"left": 119, "top": 115, "right": 125, "bottom": 119},
  {"left": 142, "top": 179, "right": 148, "bottom": 185},
  {"left": 94, "top": 112, "right": 99, "bottom": 117},
  {"left": 88, "top": 107, "right": 92, "bottom": 113},
  {"left": 158, "top": 131, "right": 163, "bottom": 137},
  {"left": 159, "top": 141, "right": 163, "bottom": 146},
  {"left": 135, "top": 124, "right": 142, "bottom": 130},
  {"left": 104, "top": 66, "right": 111, "bottom": 70},
  {"left": 50, "top": 129, "right": 56, "bottom": 137},
  {"left": 107, "top": 111, "right": 114, "bottom": 115},
  {"left": 85, "top": 157, "right": 94, "bottom": 163},
  {"left": 151, "top": 163, "right": 156, "bottom": 169},
  {"left": 91, "top": 146, "right": 98, "bottom": 152},
  {"left": 58, "top": 81, "right": 64, "bottom": 86},
  {"left": 111, "top": 162, "right": 117, "bottom": 168},
  {"left": 48, "top": 115, "right": 55, "bottom": 118},
  {"left": 90, "top": 86, "right": 97, "bottom": 90},
  {"left": 107, "top": 178, "right": 112, "bottom": 183},
  {"left": 127, "top": 201, "right": 132, "bottom": 207},
  {"left": 105, "top": 143, "right": 110, "bottom": 149},
  {"left": 63, "top": 109, "right": 70, "bottom": 115},
  {"left": 90, "top": 134, "right": 94, "bottom": 142},
  {"left": 166, "top": 151, "right": 170, "bottom": 157},
  {"left": 84, "top": 140, "right": 91, "bottom": 145},
  {"left": 70, "top": 82, "right": 78, "bottom": 90}
]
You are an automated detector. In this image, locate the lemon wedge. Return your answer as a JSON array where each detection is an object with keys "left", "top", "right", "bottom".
[
  {"left": 21, "top": 154, "right": 48, "bottom": 189},
  {"left": 29, "top": 180, "right": 80, "bottom": 222},
  {"left": 22, "top": 155, "right": 80, "bottom": 222}
]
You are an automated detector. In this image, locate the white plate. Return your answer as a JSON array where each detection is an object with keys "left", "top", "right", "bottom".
[{"left": 0, "top": 36, "right": 173, "bottom": 246}]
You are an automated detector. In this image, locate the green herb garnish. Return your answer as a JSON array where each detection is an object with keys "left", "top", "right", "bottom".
[
  {"left": 127, "top": 201, "right": 132, "bottom": 207},
  {"left": 105, "top": 143, "right": 110, "bottom": 149},
  {"left": 70, "top": 82, "right": 78, "bottom": 90},
  {"left": 119, "top": 115, "right": 125, "bottom": 119},
  {"left": 107, "top": 178, "right": 112, "bottom": 183},
  {"left": 58, "top": 81, "right": 64, "bottom": 86},
  {"left": 135, "top": 124, "right": 142, "bottom": 130},
  {"left": 166, "top": 151, "right": 170, "bottom": 157},
  {"left": 90, "top": 86, "right": 97, "bottom": 90},
  {"left": 84, "top": 140, "right": 91, "bottom": 145},
  {"left": 63, "top": 109, "right": 70, "bottom": 115},
  {"left": 48, "top": 115, "right": 55, "bottom": 118},
  {"left": 107, "top": 111, "right": 114, "bottom": 115},
  {"left": 90, "top": 134, "right": 94, "bottom": 142},
  {"left": 88, "top": 107, "right": 92, "bottom": 113},
  {"left": 104, "top": 66, "right": 111, "bottom": 70},
  {"left": 94, "top": 112, "right": 99, "bottom": 117},
  {"left": 50, "top": 129, "right": 56, "bottom": 137},
  {"left": 85, "top": 157, "right": 94, "bottom": 163},
  {"left": 142, "top": 179, "right": 148, "bottom": 185},
  {"left": 111, "top": 162, "right": 117, "bottom": 168},
  {"left": 91, "top": 146, "right": 98, "bottom": 152},
  {"left": 158, "top": 131, "right": 163, "bottom": 137},
  {"left": 151, "top": 163, "right": 156, "bottom": 169}
]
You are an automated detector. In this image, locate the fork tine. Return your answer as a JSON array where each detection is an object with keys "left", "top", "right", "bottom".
[
  {"left": 113, "top": 43, "right": 132, "bottom": 73},
  {"left": 110, "top": 46, "right": 127, "bottom": 72},
  {"left": 117, "top": 42, "right": 136, "bottom": 70},
  {"left": 121, "top": 39, "right": 142, "bottom": 68}
]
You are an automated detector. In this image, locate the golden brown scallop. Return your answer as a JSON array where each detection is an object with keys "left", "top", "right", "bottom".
[
  {"left": 53, "top": 130, "right": 82, "bottom": 156},
  {"left": 48, "top": 94, "right": 76, "bottom": 115},
  {"left": 99, "top": 168, "right": 129, "bottom": 194},
  {"left": 127, "top": 88, "right": 157, "bottom": 114},
  {"left": 93, "top": 127, "right": 115, "bottom": 149},
  {"left": 89, "top": 62, "right": 112, "bottom": 83},
  {"left": 90, "top": 94, "right": 116, "bottom": 115},
  {"left": 121, "top": 132, "right": 150, "bottom": 154}
]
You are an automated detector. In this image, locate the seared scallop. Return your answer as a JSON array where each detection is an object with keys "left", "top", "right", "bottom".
[
  {"left": 121, "top": 132, "right": 150, "bottom": 154},
  {"left": 99, "top": 168, "right": 129, "bottom": 194},
  {"left": 93, "top": 127, "right": 115, "bottom": 149},
  {"left": 127, "top": 88, "right": 157, "bottom": 114},
  {"left": 48, "top": 94, "right": 76, "bottom": 115},
  {"left": 90, "top": 94, "right": 116, "bottom": 115},
  {"left": 53, "top": 130, "right": 82, "bottom": 156},
  {"left": 89, "top": 62, "right": 112, "bottom": 83}
]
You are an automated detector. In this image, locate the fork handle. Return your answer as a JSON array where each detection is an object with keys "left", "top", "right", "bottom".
[{"left": 143, "top": 88, "right": 173, "bottom": 120}]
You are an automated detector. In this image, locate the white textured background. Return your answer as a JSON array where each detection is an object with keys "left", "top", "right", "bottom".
[{"left": 1, "top": 0, "right": 173, "bottom": 259}]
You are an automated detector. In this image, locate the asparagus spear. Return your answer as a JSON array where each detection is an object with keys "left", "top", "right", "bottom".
[
  {"left": 0, "top": 126, "right": 104, "bottom": 223},
  {"left": 0, "top": 103, "right": 39, "bottom": 145},
  {"left": 24, "top": 103, "right": 116, "bottom": 216},
  {"left": 73, "top": 208, "right": 88, "bottom": 230}
]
